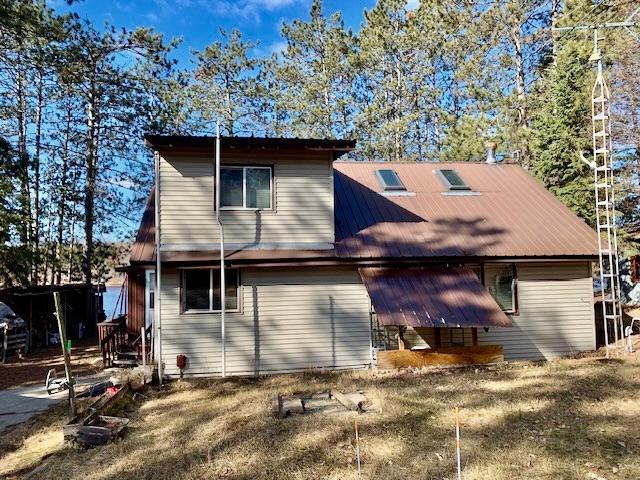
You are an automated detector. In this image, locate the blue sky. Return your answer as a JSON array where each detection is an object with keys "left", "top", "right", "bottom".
[{"left": 52, "top": 0, "right": 418, "bottom": 66}]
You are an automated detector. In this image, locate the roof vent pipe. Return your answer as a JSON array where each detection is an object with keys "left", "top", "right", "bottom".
[{"left": 485, "top": 141, "right": 497, "bottom": 164}]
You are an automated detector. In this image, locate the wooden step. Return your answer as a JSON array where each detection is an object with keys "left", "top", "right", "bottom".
[
  {"left": 116, "top": 350, "right": 139, "bottom": 359},
  {"left": 111, "top": 358, "right": 140, "bottom": 367}
]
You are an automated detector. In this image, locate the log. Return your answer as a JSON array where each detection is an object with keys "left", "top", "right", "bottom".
[
  {"left": 280, "top": 398, "right": 305, "bottom": 417},
  {"left": 272, "top": 394, "right": 283, "bottom": 418},
  {"left": 376, "top": 345, "right": 504, "bottom": 369},
  {"left": 331, "top": 391, "right": 370, "bottom": 412},
  {"left": 76, "top": 426, "right": 113, "bottom": 447}
]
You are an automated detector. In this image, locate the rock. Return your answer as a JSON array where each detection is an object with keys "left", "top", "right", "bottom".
[{"left": 586, "top": 473, "right": 607, "bottom": 480}]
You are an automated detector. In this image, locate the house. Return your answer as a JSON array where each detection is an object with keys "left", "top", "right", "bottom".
[{"left": 119, "top": 135, "right": 599, "bottom": 379}]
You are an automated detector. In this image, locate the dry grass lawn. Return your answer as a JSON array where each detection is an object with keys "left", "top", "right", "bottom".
[{"left": 2, "top": 357, "right": 640, "bottom": 480}]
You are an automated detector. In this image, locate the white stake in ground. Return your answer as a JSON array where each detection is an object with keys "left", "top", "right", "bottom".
[
  {"left": 455, "top": 407, "right": 462, "bottom": 480},
  {"left": 355, "top": 420, "right": 361, "bottom": 477}
]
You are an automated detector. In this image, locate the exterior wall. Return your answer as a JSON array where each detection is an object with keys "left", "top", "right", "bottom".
[
  {"left": 158, "top": 152, "right": 334, "bottom": 250},
  {"left": 478, "top": 262, "right": 595, "bottom": 360},
  {"left": 386, "top": 262, "right": 595, "bottom": 361},
  {"left": 159, "top": 267, "right": 372, "bottom": 377},
  {"left": 126, "top": 269, "right": 146, "bottom": 335}
]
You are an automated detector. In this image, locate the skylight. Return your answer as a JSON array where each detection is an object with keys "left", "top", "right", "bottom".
[
  {"left": 376, "top": 169, "right": 406, "bottom": 191},
  {"left": 438, "top": 169, "right": 471, "bottom": 191}
]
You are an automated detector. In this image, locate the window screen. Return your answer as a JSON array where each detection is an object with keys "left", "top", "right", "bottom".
[
  {"left": 212, "top": 269, "right": 239, "bottom": 310},
  {"left": 220, "top": 166, "right": 272, "bottom": 209},
  {"left": 183, "top": 269, "right": 239, "bottom": 312},
  {"left": 376, "top": 169, "right": 406, "bottom": 191},
  {"left": 246, "top": 168, "right": 271, "bottom": 208},
  {"left": 439, "top": 169, "right": 471, "bottom": 191},
  {"left": 484, "top": 263, "right": 517, "bottom": 312}
]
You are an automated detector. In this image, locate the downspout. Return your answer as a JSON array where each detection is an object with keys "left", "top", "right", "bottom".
[
  {"left": 215, "top": 123, "right": 227, "bottom": 378},
  {"left": 154, "top": 150, "right": 163, "bottom": 385}
]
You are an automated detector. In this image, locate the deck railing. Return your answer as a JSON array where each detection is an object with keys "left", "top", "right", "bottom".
[{"left": 98, "top": 314, "right": 127, "bottom": 368}]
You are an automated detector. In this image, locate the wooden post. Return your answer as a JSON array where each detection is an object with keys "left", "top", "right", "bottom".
[
  {"left": 472, "top": 328, "right": 478, "bottom": 346},
  {"left": 54, "top": 292, "right": 76, "bottom": 418},
  {"left": 434, "top": 328, "right": 442, "bottom": 348},
  {"left": 398, "top": 326, "right": 405, "bottom": 350},
  {"left": 141, "top": 326, "right": 146, "bottom": 384}
]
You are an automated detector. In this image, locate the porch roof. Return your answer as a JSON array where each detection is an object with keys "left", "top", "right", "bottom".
[{"left": 359, "top": 267, "right": 513, "bottom": 329}]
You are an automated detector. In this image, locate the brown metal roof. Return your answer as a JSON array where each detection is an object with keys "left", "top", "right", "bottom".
[
  {"left": 144, "top": 135, "right": 355, "bottom": 159},
  {"left": 130, "top": 188, "right": 156, "bottom": 264},
  {"left": 359, "top": 267, "right": 512, "bottom": 328},
  {"left": 335, "top": 162, "right": 598, "bottom": 259}
]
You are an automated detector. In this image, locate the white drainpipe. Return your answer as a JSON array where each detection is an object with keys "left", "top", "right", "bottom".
[
  {"left": 154, "top": 150, "right": 163, "bottom": 385},
  {"left": 215, "top": 123, "right": 227, "bottom": 378}
]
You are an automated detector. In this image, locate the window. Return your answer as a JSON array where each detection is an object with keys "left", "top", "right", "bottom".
[
  {"left": 483, "top": 263, "right": 517, "bottom": 313},
  {"left": 182, "top": 268, "right": 239, "bottom": 312},
  {"left": 437, "top": 169, "right": 471, "bottom": 191},
  {"left": 220, "top": 166, "right": 272, "bottom": 209},
  {"left": 376, "top": 169, "right": 406, "bottom": 191}
]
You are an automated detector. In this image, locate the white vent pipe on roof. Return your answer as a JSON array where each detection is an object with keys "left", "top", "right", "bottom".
[{"left": 485, "top": 141, "right": 498, "bottom": 164}]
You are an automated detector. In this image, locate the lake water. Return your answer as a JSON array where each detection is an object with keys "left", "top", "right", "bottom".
[{"left": 103, "top": 285, "right": 126, "bottom": 319}]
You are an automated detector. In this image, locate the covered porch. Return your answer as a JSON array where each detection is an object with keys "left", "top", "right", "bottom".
[{"left": 359, "top": 266, "right": 513, "bottom": 368}]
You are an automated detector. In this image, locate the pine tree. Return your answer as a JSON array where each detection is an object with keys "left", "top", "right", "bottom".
[
  {"left": 272, "top": 0, "right": 356, "bottom": 139},
  {"left": 530, "top": 24, "right": 595, "bottom": 224},
  {"left": 356, "top": 0, "right": 418, "bottom": 161},
  {"left": 192, "top": 29, "right": 262, "bottom": 135}
]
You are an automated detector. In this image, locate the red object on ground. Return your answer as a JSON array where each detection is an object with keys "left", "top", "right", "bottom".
[{"left": 106, "top": 386, "right": 120, "bottom": 394}]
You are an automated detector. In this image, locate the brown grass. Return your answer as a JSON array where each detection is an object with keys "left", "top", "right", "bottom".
[{"left": 2, "top": 357, "right": 640, "bottom": 479}]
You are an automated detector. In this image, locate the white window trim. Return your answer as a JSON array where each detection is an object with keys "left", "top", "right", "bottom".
[
  {"left": 220, "top": 166, "right": 273, "bottom": 211},
  {"left": 181, "top": 268, "right": 241, "bottom": 314}
]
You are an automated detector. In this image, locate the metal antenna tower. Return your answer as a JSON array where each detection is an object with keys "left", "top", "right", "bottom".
[{"left": 554, "top": 7, "right": 639, "bottom": 358}]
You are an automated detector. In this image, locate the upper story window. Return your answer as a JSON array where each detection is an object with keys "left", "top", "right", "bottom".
[
  {"left": 221, "top": 166, "right": 272, "bottom": 209},
  {"left": 182, "top": 268, "right": 239, "bottom": 313},
  {"left": 483, "top": 263, "right": 518, "bottom": 314},
  {"left": 437, "top": 169, "right": 471, "bottom": 191},
  {"left": 376, "top": 169, "right": 406, "bottom": 191}
]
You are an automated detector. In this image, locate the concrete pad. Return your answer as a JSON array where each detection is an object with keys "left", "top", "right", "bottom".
[{"left": 0, "top": 372, "right": 111, "bottom": 433}]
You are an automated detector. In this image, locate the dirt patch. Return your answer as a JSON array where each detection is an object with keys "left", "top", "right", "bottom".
[{"left": 0, "top": 339, "right": 102, "bottom": 391}]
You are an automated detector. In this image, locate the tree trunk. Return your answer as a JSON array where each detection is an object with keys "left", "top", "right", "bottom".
[
  {"left": 16, "top": 65, "right": 32, "bottom": 252},
  {"left": 83, "top": 86, "right": 98, "bottom": 322},
  {"left": 394, "top": 63, "right": 402, "bottom": 162},
  {"left": 56, "top": 95, "right": 72, "bottom": 284},
  {"left": 33, "top": 69, "right": 44, "bottom": 283},
  {"left": 511, "top": 13, "right": 529, "bottom": 168}
]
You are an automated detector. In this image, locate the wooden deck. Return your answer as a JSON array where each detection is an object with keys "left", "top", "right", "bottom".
[{"left": 376, "top": 345, "right": 504, "bottom": 369}]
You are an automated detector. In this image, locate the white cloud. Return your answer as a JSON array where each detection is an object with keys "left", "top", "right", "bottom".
[
  {"left": 255, "top": 0, "right": 300, "bottom": 9},
  {"left": 269, "top": 40, "right": 287, "bottom": 54},
  {"left": 406, "top": 0, "right": 419, "bottom": 10},
  {"left": 200, "top": 0, "right": 305, "bottom": 22}
]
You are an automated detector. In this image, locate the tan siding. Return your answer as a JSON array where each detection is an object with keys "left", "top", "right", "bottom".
[
  {"left": 158, "top": 154, "right": 334, "bottom": 249},
  {"left": 479, "top": 262, "right": 595, "bottom": 360},
  {"left": 160, "top": 267, "right": 371, "bottom": 377}
]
